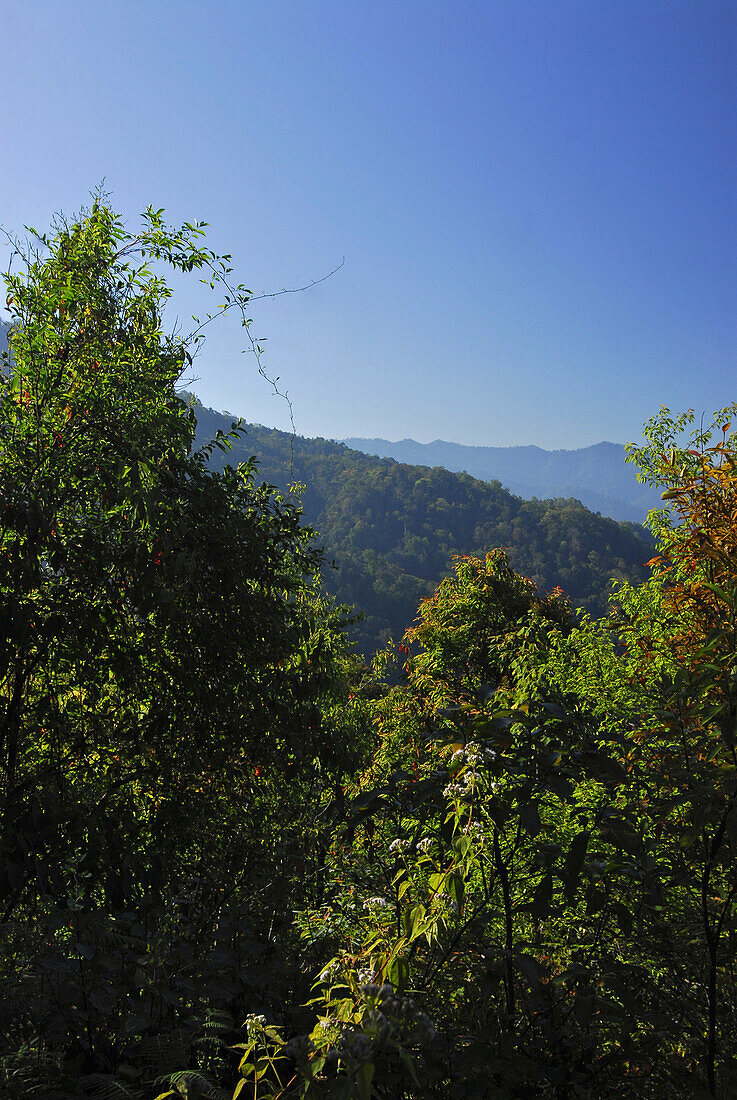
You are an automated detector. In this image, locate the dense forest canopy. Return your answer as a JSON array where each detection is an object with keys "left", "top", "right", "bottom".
[{"left": 3, "top": 201, "right": 737, "bottom": 1100}]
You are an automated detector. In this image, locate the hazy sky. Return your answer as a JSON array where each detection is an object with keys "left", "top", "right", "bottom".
[{"left": 3, "top": 1, "right": 735, "bottom": 447}]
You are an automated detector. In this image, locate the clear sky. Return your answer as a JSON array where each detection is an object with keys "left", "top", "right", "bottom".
[{"left": 3, "top": 1, "right": 735, "bottom": 448}]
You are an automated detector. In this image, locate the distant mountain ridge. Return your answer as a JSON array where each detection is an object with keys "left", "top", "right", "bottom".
[
  {"left": 194, "top": 406, "right": 654, "bottom": 654},
  {"left": 342, "top": 437, "right": 660, "bottom": 523}
]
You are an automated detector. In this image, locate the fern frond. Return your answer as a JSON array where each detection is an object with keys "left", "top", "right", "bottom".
[
  {"left": 79, "top": 1073, "right": 142, "bottom": 1100},
  {"left": 154, "top": 1068, "right": 228, "bottom": 1099}
]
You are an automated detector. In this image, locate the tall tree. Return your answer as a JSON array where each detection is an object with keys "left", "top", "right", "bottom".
[{"left": 0, "top": 199, "right": 355, "bottom": 1096}]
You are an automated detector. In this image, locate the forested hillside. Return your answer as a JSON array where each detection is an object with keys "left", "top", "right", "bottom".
[
  {"left": 342, "top": 437, "right": 662, "bottom": 522},
  {"left": 195, "top": 407, "right": 653, "bottom": 652}
]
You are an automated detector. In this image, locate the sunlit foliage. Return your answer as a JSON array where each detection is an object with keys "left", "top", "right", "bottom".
[{"left": 3, "top": 199, "right": 737, "bottom": 1099}]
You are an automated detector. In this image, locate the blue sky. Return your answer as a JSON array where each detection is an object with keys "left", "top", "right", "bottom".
[{"left": 3, "top": 1, "right": 735, "bottom": 448}]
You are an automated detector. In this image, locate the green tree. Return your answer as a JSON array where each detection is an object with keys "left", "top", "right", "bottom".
[{"left": 0, "top": 199, "right": 358, "bottom": 1097}]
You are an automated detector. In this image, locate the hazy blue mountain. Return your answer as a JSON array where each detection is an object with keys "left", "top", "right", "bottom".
[{"left": 342, "top": 437, "right": 660, "bottom": 522}]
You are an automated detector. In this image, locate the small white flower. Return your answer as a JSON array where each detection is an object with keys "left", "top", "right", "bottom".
[
  {"left": 243, "top": 1014, "right": 267, "bottom": 1038},
  {"left": 443, "top": 779, "right": 473, "bottom": 801},
  {"left": 314, "top": 1017, "right": 341, "bottom": 1044},
  {"left": 388, "top": 838, "right": 410, "bottom": 853},
  {"left": 364, "top": 896, "right": 390, "bottom": 910},
  {"left": 416, "top": 837, "right": 434, "bottom": 853},
  {"left": 318, "top": 961, "right": 340, "bottom": 983}
]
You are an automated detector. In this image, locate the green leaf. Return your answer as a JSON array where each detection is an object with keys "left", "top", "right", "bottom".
[
  {"left": 454, "top": 834, "right": 472, "bottom": 858},
  {"left": 406, "top": 903, "right": 426, "bottom": 940},
  {"left": 428, "top": 872, "right": 445, "bottom": 894},
  {"left": 386, "top": 954, "right": 409, "bottom": 992}
]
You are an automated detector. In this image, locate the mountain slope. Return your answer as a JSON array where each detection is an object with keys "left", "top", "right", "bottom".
[
  {"left": 342, "top": 437, "right": 661, "bottom": 522},
  {"left": 195, "top": 406, "right": 653, "bottom": 654}
]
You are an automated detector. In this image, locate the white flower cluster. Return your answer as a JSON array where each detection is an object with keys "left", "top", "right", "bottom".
[
  {"left": 454, "top": 741, "right": 497, "bottom": 767},
  {"left": 243, "top": 1013, "right": 267, "bottom": 1038},
  {"left": 357, "top": 967, "right": 375, "bottom": 983},
  {"left": 318, "top": 960, "right": 340, "bottom": 984},
  {"left": 464, "top": 820, "right": 485, "bottom": 841},
  {"left": 314, "top": 1017, "right": 341, "bottom": 1045},
  {"left": 416, "top": 836, "right": 434, "bottom": 853},
  {"left": 388, "top": 838, "right": 411, "bottom": 854},
  {"left": 363, "top": 896, "right": 391, "bottom": 910},
  {"left": 443, "top": 772, "right": 475, "bottom": 802}
]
